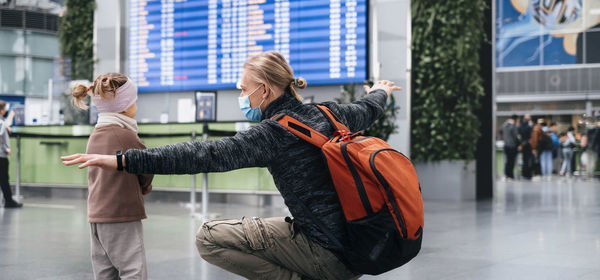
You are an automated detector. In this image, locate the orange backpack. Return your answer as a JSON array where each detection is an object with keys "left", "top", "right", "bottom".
[{"left": 272, "top": 105, "right": 424, "bottom": 275}]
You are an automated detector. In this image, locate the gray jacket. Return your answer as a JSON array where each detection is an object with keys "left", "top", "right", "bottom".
[
  {"left": 125, "top": 90, "right": 388, "bottom": 251},
  {"left": 501, "top": 120, "right": 519, "bottom": 149},
  {"left": 0, "top": 118, "right": 10, "bottom": 158}
]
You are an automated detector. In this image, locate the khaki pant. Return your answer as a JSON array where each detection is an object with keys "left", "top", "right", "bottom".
[
  {"left": 195, "top": 217, "right": 359, "bottom": 280},
  {"left": 90, "top": 221, "right": 147, "bottom": 280}
]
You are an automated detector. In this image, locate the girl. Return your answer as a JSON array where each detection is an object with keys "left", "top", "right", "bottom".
[{"left": 72, "top": 73, "right": 153, "bottom": 280}]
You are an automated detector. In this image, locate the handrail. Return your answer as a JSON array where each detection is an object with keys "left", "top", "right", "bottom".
[{"left": 12, "top": 129, "right": 237, "bottom": 139}]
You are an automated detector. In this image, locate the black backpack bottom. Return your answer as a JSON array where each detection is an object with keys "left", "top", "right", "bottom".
[{"left": 343, "top": 206, "right": 422, "bottom": 275}]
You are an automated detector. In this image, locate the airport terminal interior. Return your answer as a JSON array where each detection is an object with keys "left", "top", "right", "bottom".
[{"left": 1, "top": 0, "right": 600, "bottom": 279}]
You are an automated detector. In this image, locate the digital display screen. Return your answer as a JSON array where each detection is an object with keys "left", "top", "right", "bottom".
[
  {"left": 129, "top": 0, "right": 368, "bottom": 92},
  {"left": 496, "top": 0, "right": 600, "bottom": 67}
]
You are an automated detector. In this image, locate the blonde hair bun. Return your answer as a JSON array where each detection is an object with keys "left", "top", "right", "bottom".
[
  {"left": 293, "top": 77, "right": 307, "bottom": 89},
  {"left": 72, "top": 84, "right": 90, "bottom": 109}
]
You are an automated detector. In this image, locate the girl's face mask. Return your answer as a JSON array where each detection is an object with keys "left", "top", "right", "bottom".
[{"left": 238, "top": 85, "right": 264, "bottom": 122}]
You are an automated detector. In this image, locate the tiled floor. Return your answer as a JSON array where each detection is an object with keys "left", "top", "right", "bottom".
[{"left": 1, "top": 177, "right": 599, "bottom": 279}]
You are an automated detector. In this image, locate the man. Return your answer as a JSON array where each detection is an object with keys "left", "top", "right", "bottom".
[
  {"left": 0, "top": 100, "right": 21, "bottom": 208},
  {"left": 518, "top": 114, "right": 533, "bottom": 179},
  {"left": 501, "top": 115, "right": 519, "bottom": 180}
]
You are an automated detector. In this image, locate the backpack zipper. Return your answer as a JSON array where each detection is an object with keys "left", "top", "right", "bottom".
[
  {"left": 369, "top": 148, "right": 408, "bottom": 238},
  {"left": 340, "top": 137, "right": 373, "bottom": 216}
]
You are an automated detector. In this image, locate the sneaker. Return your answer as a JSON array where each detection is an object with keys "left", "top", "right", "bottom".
[{"left": 4, "top": 201, "right": 23, "bottom": 208}]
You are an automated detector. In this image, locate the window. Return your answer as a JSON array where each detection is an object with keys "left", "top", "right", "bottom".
[
  {"left": 0, "top": 29, "right": 25, "bottom": 55},
  {"left": 26, "top": 58, "right": 54, "bottom": 95},
  {"left": 0, "top": 56, "right": 26, "bottom": 95}
]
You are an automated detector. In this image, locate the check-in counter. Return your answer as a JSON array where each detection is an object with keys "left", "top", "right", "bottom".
[{"left": 8, "top": 123, "right": 277, "bottom": 192}]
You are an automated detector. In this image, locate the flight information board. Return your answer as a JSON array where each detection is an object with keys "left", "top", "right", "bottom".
[{"left": 129, "top": 0, "right": 368, "bottom": 93}]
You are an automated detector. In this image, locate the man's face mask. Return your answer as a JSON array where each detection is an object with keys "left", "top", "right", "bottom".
[{"left": 238, "top": 85, "right": 265, "bottom": 122}]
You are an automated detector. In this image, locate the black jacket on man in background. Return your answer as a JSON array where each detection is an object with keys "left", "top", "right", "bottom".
[
  {"left": 519, "top": 120, "right": 533, "bottom": 179},
  {"left": 501, "top": 119, "right": 519, "bottom": 179}
]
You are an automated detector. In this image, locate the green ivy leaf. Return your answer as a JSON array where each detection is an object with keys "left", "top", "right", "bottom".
[
  {"left": 59, "top": 0, "right": 96, "bottom": 81},
  {"left": 410, "top": 0, "right": 487, "bottom": 162}
]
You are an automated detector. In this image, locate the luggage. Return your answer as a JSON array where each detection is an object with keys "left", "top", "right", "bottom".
[{"left": 272, "top": 105, "right": 423, "bottom": 275}]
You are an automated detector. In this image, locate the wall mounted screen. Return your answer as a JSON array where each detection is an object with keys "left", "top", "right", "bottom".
[{"left": 129, "top": 0, "right": 368, "bottom": 92}]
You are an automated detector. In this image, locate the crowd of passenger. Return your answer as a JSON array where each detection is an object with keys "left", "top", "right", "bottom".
[{"left": 500, "top": 114, "right": 600, "bottom": 181}]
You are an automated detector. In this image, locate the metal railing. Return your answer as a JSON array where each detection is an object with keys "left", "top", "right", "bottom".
[{"left": 12, "top": 123, "right": 237, "bottom": 221}]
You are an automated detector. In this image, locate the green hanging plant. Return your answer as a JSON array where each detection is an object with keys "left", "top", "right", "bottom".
[
  {"left": 59, "top": 0, "right": 95, "bottom": 81},
  {"left": 336, "top": 83, "right": 399, "bottom": 141},
  {"left": 410, "top": 0, "right": 486, "bottom": 162},
  {"left": 59, "top": 0, "right": 95, "bottom": 124}
]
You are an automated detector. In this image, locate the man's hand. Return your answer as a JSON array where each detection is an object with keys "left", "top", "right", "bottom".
[
  {"left": 5, "top": 148, "right": 10, "bottom": 156},
  {"left": 363, "top": 80, "right": 402, "bottom": 96}
]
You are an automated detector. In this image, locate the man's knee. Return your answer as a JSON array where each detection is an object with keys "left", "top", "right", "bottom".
[{"left": 195, "top": 224, "right": 214, "bottom": 259}]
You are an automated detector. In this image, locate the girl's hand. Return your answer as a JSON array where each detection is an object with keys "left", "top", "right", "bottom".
[
  {"left": 142, "top": 185, "right": 152, "bottom": 195},
  {"left": 363, "top": 80, "right": 402, "bottom": 96},
  {"left": 61, "top": 154, "right": 118, "bottom": 170}
]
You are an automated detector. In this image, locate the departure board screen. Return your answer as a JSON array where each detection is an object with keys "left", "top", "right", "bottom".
[{"left": 129, "top": 0, "right": 368, "bottom": 93}]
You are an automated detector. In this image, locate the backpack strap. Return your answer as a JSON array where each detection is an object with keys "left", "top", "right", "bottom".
[
  {"left": 271, "top": 114, "right": 329, "bottom": 148},
  {"left": 316, "top": 105, "right": 349, "bottom": 133}
]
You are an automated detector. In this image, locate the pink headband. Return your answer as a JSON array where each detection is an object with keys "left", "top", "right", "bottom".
[{"left": 90, "top": 79, "right": 138, "bottom": 113}]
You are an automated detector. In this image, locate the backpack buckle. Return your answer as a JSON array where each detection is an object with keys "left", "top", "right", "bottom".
[{"left": 334, "top": 130, "right": 353, "bottom": 142}]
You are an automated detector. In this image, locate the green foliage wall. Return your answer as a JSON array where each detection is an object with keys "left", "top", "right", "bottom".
[
  {"left": 410, "top": 0, "right": 486, "bottom": 162},
  {"left": 59, "top": 0, "right": 95, "bottom": 81}
]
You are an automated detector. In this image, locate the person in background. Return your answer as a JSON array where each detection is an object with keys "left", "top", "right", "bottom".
[
  {"left": 584, "top": 123, "right": 599, "bottom": 179},
  {"left": 549, "top": 122, "right": 560, "bottom": 174},
  {"left": 580, "top": 129, "right": 589, "bottom": 176},
  {"left": 0, "top": 100, "right": 21, "bottom": 208},
  {"left": 501, "top": 115, "right": 519, "bottom": 180},
  {"left": 560, "top": 126, "right": 577, "bottom": 177},
  {"left": 530, "top": 121, "right": 544, "bottom": 177},
  {"left": 571, "top": 128, "right": 580, "bottom": 176},
  {"left": 71, "top": 73, "right": 154, "bottom": 279},
  {"left": 519, "top": 114, "right": 534, "bottom": 179},
  {"left": 539, "top": 125, "right": 554, "bottom": 180}
]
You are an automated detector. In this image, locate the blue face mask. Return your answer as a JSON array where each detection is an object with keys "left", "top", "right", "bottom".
[{"left": 238, "top": 85, "right": 265, "bottom": 122}]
